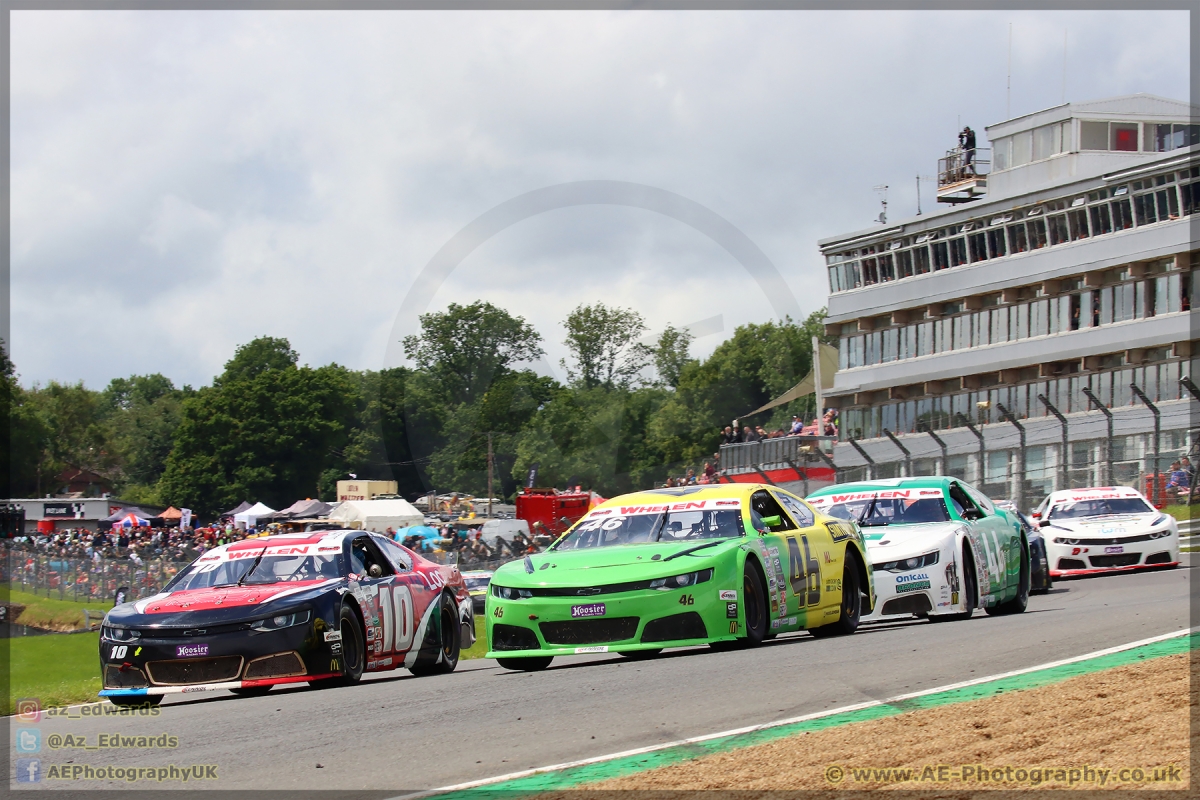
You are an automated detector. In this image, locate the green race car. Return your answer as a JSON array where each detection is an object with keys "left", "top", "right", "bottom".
[{"left": 485, "top": 484, "right": 875, "bottom": 670}]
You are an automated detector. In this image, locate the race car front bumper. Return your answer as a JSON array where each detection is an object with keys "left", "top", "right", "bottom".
[
  {"left": 98, "top": 613, "right": 341, "bottom": 699},
  {"left": 1045, "top": 535, "right": 1179, "bottom": 577},
  {"left": 484, "top": 582, "right": 741, "bottom": 659}
]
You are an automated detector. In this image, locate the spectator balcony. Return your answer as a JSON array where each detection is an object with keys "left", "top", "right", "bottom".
[{"left": 718, "top": 435, "right": 837, "bottom": 494}]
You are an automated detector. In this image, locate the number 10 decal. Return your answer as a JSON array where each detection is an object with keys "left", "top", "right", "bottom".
[
  {"left": 787, "top": 536, "right": 821, "bottom": 607},
  {"left": 377, "top": 584, "right": 415, "bottom": 653}
]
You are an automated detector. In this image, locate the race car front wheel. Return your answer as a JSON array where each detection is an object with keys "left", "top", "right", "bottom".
[
  {"left": 810, "top": 548, "right": 862, "bottom": 637},
  {"left": 410, "top": 592, "right": 461, "bottom": 676},
  {"left": 741, "top": 559, "right": 768, "bottom": 646},
  {"left": 312, "top": 603, "right": 365, "bottom": 688},
  {"left": 930, "top": 545, "right": 977, "bottom": 623}
]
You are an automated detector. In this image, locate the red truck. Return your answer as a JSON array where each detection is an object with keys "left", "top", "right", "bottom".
[{"left": 515, "top": 488, "right": 593, "bottom": 537}]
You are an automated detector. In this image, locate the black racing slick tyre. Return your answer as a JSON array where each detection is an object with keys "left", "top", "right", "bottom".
[
  {"left": 987, "top": 541, "right": 1030, "bottom": 616},
  {"left": 230, "top": 686, "right": 272, "bottom": 697},
  {"left": 108, "top": 695, "right": 162, "bottom": 708},
  {"left": 740, "top": 559, "right": 769, "bottom": 647},
  {"left": 311, "top": 603, "right": 365, "bottom": 688},
  {"left": 410, "top": 592, "right": 461, "bottom": 676},
  {"left": 810, "top": 548, "right": 863, "bottom": 638},
  {"left": 496, "top": 656, "right": 553, "bottom": 671},
  {"left": 930, "top": 545, "right": 977, "bottom": 623}
]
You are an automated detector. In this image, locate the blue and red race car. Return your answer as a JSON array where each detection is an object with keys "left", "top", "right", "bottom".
[{"left": 99, "top": 530, "right": 472, "bottom": 705}]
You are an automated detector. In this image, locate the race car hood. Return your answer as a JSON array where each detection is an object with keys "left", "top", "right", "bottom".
[
  {"left": 859, "top": 522, "right": 966, "bottom": 561},
  {"left": 491, "top": 539, "right": 740, "bottom": 588},
  {"left": 104, "top": 579, "right": 342, "bottom": 629},
  {"left": 1042, "top": 513, "right": 1164, "bottom": 535}
]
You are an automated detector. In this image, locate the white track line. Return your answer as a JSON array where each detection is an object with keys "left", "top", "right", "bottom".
[{"left": 390, "top": 627, "right": 1195, "bottom": 800}]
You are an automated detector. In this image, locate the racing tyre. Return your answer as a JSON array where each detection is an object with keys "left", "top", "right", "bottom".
[
  {"left": 618, "top": 649, "right": 662, "bottom": 660},
  {"left": 496, "top": 656, "right": 553, "bottom": 671},
  {"left": 810, "top": 548, "right": 862, "bottom": 637},
  {"left": 930, "top": 545, "right": 977, "bottom": 623},
  {"left": 411, "top": 592, "right": 462, "bottom": 676},
  {"left": 987, "top": 541, "right": 1030, "bottom": 616},
  {"left": 230, "top": 686, "right": 272, "bottom": 697},
  {"left": 108, "top": 695, "right": 162, "bottom": 708},
  {"left": 740, "top": 559, "right": 769, "bottom": 647},
  {"left": 311, "top": 603, "right": 364, "bottom": 687}
]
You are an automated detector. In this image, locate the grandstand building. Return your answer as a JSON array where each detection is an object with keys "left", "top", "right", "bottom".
[{"left": 819, "top": 94, "right": 1198, "bottom": 507}]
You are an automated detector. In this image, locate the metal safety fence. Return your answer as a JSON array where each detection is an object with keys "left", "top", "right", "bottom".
[{"left": 2, "top": 546, "right": 191, "bottom": 605}]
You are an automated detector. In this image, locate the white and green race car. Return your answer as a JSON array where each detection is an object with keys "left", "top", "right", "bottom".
[{"left": 807, "top": 477, "right": 1029, "bottom": 622}]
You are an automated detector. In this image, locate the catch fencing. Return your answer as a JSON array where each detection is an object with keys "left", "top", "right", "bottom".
[{"left": 3, "top": 546, "right": 191, "bottom": 604}]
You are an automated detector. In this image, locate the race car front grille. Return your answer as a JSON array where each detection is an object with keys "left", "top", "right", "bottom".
[
  {"left": 1088, "top": 553, "right": 1141, "bottom": 568},
  {"left": 1144, "top": 551, "right": 1174, "bottom": 565},
  {"left": 244, "top": 652, "right": 306, "bottom": 680},
  {"left": 492, "top": 624, "right": 540, "bottom": 651},
  {"left": 1056, "top": 558, "right": 1087, "bottom": 570},
  {"left": 103, "top": 665, "right": 149, "bottom": 689},
  {"left": 641, "top": 612, "right": 707, "bottom": 643},
  {"left": 1061, "top": 533, "right": 1157, "bottom": 546},
  {"left": 539, "top": 617, "right": 639, "bottom": 645},
  {"left": 145, "top": 656, "right": 244, "bottom": 686},
  {"left": 880, "top": 594, "right": 932, "bottom": 616}
]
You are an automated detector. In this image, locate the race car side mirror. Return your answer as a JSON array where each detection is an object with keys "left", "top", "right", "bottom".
[
  {"left": 760, "top": 515, "right": 781, "bottom": 530},
  {"left": 1038, "top": 519, "right": 1050, "bottom": 528}
]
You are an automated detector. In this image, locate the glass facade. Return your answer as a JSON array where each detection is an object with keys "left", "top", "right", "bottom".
[{"left": 826, "top": 165, "right": 1200, "bottom": 294}]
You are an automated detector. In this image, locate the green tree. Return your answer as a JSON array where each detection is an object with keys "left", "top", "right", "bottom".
[
  {"left": 402, "top": 302, "right": 544, "bottom": 407},
  {"left": 158, "top": 337, "right": 359, "bottom": 515},
  {"left": 653, "top": 324, "right": 694, "bottom": 389},
  {"left": 561, "top": 303, "right": 653, "bottom": 389},
  {"left": 102, "top": 374, "right": 190, "bottom": 501}
]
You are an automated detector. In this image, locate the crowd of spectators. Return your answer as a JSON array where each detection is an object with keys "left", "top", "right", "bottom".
[
  {"left": 6, "top": 524, "right": 246, "bottom": 564},
  {"left": 721, "top": 410, "right": 839, "bottom": 445}
]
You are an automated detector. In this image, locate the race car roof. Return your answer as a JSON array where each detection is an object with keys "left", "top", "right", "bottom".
[
  {"left": 224, "top": 530, "right": 355, "bottom": 551},
  {"left": 807, "top": 476, "right": 954, "bottom": 499}
]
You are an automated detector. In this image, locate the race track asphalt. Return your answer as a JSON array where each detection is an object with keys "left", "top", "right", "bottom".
[{"left": 12, "top": 558, "right": 1192, "bottom": 794}]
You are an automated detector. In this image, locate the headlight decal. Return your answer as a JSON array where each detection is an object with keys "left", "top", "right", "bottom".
[
  {"left": 250, "top": 609, "right": 312, "bottom": 632},
  {"left": 872, "top": 551, "right": 939, "bottom": 572}
]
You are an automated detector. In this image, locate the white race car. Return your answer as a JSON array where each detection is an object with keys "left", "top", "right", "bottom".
[
  {"left": 1032, "top": 487, "right": 1179, "bottom": 577},
  {"left": 807, "top": 477, "right": 1028, "bottom": 623}
]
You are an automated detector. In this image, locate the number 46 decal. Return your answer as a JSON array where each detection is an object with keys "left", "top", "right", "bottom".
[{"left": 786, "top": 536, "right": 821, "bottom": 607}]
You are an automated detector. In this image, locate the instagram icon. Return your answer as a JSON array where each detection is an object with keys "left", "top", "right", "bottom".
[{"left": 16, "top": 698, "right": 42, "bottom": 723}]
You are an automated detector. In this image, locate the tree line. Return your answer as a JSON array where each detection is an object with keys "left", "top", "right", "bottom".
[{"left": 3, "top": 302, "right": 830, "bottom": 517}]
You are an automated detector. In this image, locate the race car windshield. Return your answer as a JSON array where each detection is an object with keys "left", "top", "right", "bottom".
[
  {"left": 823, "top": 497, "right": 950, "bottom": 526},
  {"left": 464, "top": 576, "right": 492, "bottom": 589},
  {"left": 1048, "top": 497, "right": 1154, "bottom": 519},
  {"left": 167, "top": 554, "right": 342, "bottom": 591},
  {"left": 556, "top": 509, "right": 744, "bottom": 549}
]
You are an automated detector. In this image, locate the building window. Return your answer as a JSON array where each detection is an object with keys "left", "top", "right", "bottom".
[
  {"left": 1080, "top": 121, "right": 1108, "bottom": 150},
  {"left": 968, "top": 232, "right": 988, "bottom": 263},
  {"left": 1012, "top": 130, "right": 1033, "bottom": 166},
  {"left": 1027, "top": 217, "right": 1048, "bottom": 249},
  {"left": 1111, "top": 195, "right": 1134, "bottom": 230},
  {"left": 1068, "top": 208, "right": 1090, "bottom": 240},
  {"left": 986, "top": 227, "right": 1007, "bottom": 258},
  {"left": 1088, "top": 203, "right": 1112, "bottom": 235},
  {"left": 949, "top": 237, "right": 968, "bottom": 267},
  {"left": 913, "top": 246, "right": 931, "bottom": 274},
  {"left": 1110, "top": 123, "right": 1138, "bottom": 152},
  {"left": 1144, "top": 123, "right": 1200, "bottom": 152},
  {"left": 931, "top": 241, "right": 950, "bottom": 270},
  {"left": 1007, "top": 222, "right": 1028, "bottom": 253},
  {"left": 897, "top": 249, "right": 913, "bottom": 278},
  {"left": 1047, "top": 214, "right": 1070, "bottom": 245}
]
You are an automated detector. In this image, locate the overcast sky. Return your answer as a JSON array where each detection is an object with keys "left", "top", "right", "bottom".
[{"left": 10, "top": 9, "right": 1189, "bottom": 389}]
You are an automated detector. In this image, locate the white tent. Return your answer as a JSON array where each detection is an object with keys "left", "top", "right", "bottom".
[
  {"left": 233, "top": 502, "right": 276, "bottom": 529},
  {"left": 328, "top": 499, "right": 423, "bottom": 532}
]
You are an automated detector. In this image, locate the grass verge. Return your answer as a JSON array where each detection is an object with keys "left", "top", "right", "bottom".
[
  {"left": 6, "top": 632, "right": 102, "bottom": 715},
  {"left": 3, "top": 613, "right": 489, "bottom": 715},
  {"left": 1163, "top": 504, "right": 1193, "bottom": 521},
  {"left": 4, "top": 587, "right": 110, "bottom": 631}
]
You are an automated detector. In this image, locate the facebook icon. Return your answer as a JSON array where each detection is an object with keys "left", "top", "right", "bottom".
[{"left": 15, "top": 758, "right": 42, "bottom": 783}]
